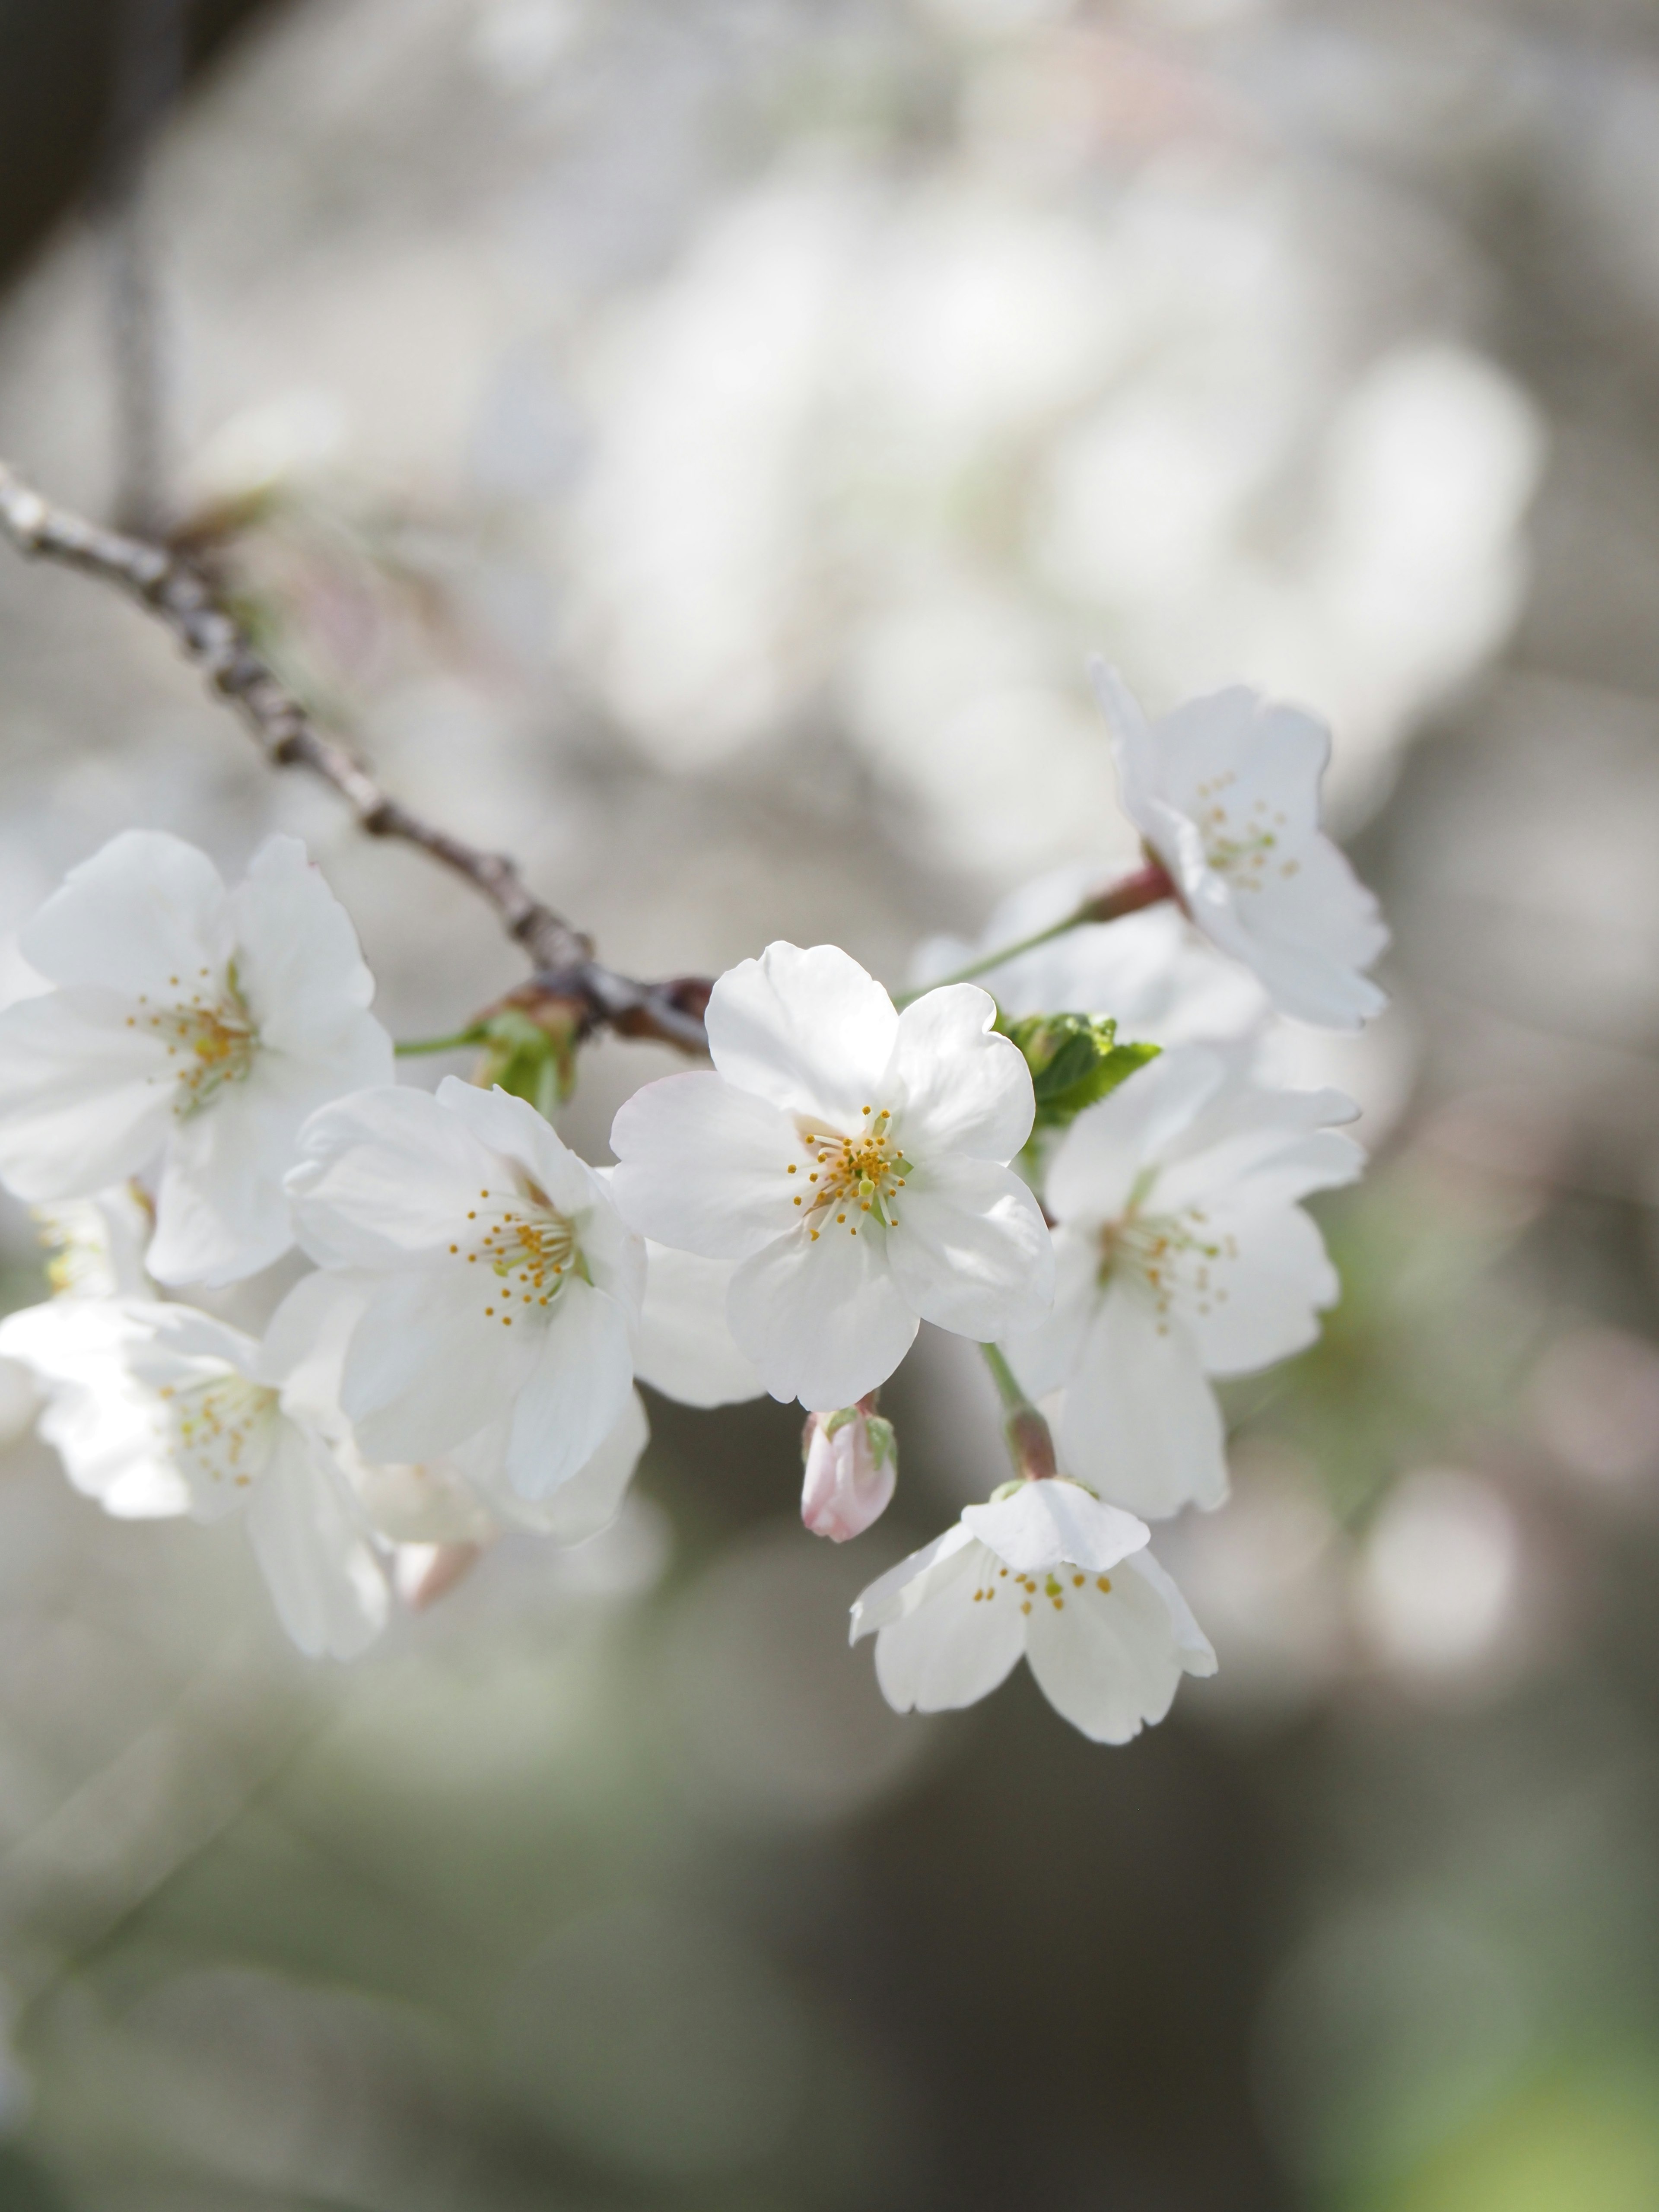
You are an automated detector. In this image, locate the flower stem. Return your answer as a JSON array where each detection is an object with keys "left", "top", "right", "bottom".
[
  {"left": 394, "top": 1027, "right": 487, "bottom": 1056},
  {"left": 893, "top": 858, "right": 1176, "bottom": 1005},
  {"left": 981, "top": 1343, "right": 1027, "bottom": 1412},
  {"left": 980, "top": 1344, "right": 1058, "bottom": 1483}
]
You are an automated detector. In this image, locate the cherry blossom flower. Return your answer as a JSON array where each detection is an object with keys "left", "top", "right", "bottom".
[
  {"left": 801, "top": 1400, "right": 897, "bottom": 1541},
  {"left": 1002, "top": 1046, "right": 1363, "bottom": 1517},
  {"left": 1092, "top": 665, "right": 1389, "bottom": 1030},
  {"left": 849, "top": 1477, "right": 1215, "bottom": 1742},
  {"left": 914, "top": 868, "right": 1268, "bottom": 1044},
  {"left": 286, "top": 1078, "right": 645, "bottom": 1499},
  {"left": 0, "top": 832, "right": 392, "bottom": 1287},
  {"left": 0, "top": 1293, "right": 388, "bottom": 1658},
  {"left": 609, "top": 942, "right": 1054, "bottom": 1411}
]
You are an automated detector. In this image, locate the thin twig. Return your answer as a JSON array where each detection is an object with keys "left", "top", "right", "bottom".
[{"left": 0, "top": 458, "right": 711, "bottom": 1055}]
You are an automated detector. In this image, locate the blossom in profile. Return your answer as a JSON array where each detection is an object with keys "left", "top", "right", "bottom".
[
  {"left": 912, "top": 870, "right": 1268, "bottom": 1046},
  {"left": 286, "top": 1078, "right": 645, "bottom": 1500},
  {"left": 1002, "top": 1046, "right": 1362, "bottom": 1518},
  {"left": 801, "top": 1400, "right": 897, "bottom": 1541},
  {"left": 0, "top": 832, "right": 392, "bottom": 1286},
  {"left": 1091, "top": 665, "right": 1388, "bottom": 1031},
  {"left": 849, "top": 1477, "right": 1214, "bottom": 1743},
  {"left": 610, "top": 942, "right": 1054, "bottom": 1411},
  {"left": 0, "top": 1293, "right": 388, "bottom": 1658}
]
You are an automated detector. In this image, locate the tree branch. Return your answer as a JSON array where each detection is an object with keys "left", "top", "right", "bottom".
[{"left": 0, "top": 457, "right": 711, "bottom": 1056}]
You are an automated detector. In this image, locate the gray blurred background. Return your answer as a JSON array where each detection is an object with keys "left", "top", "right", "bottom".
[{"left": 1, "top": 0, "right": 1659, "bottom": 2205}]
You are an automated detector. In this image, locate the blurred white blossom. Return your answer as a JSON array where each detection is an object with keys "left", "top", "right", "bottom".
[
  {"left": 0, "top": 1293, "right": 389, "bottom": 1658},
  {"left": 0, "top": 833, "right": 392, "bottom": 1287},
  {"left": 1093, "top": 666, "right": 1389, "bottom": 1029}
]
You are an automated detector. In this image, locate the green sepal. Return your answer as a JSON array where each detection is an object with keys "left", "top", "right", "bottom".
[
  {"left": 475, "top": 1007, "right": 576, "bottom": 1119},
  {"left": 864, "top": 1415, "right": 897, "bottom": 1472},
  {"left": 999, "top": 1011, "right": 1160, "bottom": 1131}
]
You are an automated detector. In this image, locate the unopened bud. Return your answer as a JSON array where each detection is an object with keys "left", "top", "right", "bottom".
[
  {"left": 801, "top": 1399, "right": 897, "bottom": 1542},
  {"left": 394, "top": 1541, "right": 483, "bottom": 1611}
]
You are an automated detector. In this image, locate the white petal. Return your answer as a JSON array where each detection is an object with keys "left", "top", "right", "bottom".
[
  {"left": 20, "top": 830, "right": 231, "bottom": 995},
  {"left": 231, "top": 836, "right": 387, "bottom": 1057},
  {"left": 343, "top": 1265, "right": 540, "bottom": 1461},
  {"left": 884, "top": 1157, "right": 1054, "bottom": 1341},
  {"left": 146, "top": 1068, "right": 303, "bottom": 1287},
  {"left": 848, "top": 1520, "right": 980, "bottom": 1640},
  {"left": 493, "top": 1388, "right": 649, "bottom": 1541},
  {"left": 726, "top": 1220, "right": 918, "bottom": 1411},
  {"left": 1223, "top": 840, "right": 1389, "bottom": 1030},
  {"left": 704, "top": 941, "right": 896, "bottom": 1127},
  {"left": 1154, "top": 1081, "right": 1362, "bottom": 1216},
  {"left": 288, "top": 1086, "right": 503, "bottom": 1267},
  {"left": 116, "top": 1298, "right": 266, "bottom": 1380},
  {"left": 0, "top": 990, "right": 173, "bottom": 1200},
  {"left": 257, "top": 1266, "right": 369, "bottom": 1408},
  {"left": 635, "top": 1244, "right": 764, "bottom": 1407},
  {"left": 434, "top": 1076, "right": 595, "bottom": 1221},
  {"left": 882, "top": 985, "right": 1033, "bottom": 1162},
  {"left": 610, "top": 1071, "right": 801, "bottom": 1261},
  {"left": 1043, "top": 1047, "right": 1226, "bottom": 1228},
  {"left": 1023, "top": 1545, "right": 1213, "bottom": 1744},
  {"left": 245, "top": 1426, "right": 389, "bottom": 1660},
  {"left": 503, "top": 1276, "right": 636, "bottom": 1499},
  {"left": 998, "top": 1224, "right": 1099, "bottom": 1400},
  {"left": 1171, "top": 1202, "right": 1340, "bottom": 1377},
  {"left": 962, "top": 1477, "right": 1149, "bottom": 1574},
  {"left": 872, "top": 1541, "right": 1027, "bottom": 1714},
  {"left": 1054, "top": 1281, "right": 1228, "bottom": 1516},
  {"left": 1089, "top": 661, "right": 1160, "bottom": 833}
]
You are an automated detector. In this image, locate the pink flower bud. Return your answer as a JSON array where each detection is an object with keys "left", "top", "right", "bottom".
[
  {"left": 801, "top": 1402, "right": 897, "bottom": 1541},
  {"left": 394, "top": 1540, "right": 483, "bottom": 1611}
]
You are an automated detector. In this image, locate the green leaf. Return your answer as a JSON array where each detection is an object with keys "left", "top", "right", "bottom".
[{"left": 999, "top": 1011, "right": 1160, "bottom": 1130}]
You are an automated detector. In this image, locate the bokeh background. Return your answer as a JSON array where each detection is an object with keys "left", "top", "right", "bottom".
[{"left": 0, "top": 0, "right": 1657, "bottom": 2204}]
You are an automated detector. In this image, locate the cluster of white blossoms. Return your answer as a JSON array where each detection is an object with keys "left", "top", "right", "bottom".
[{"left": 0, "top": 669, "right": 1385, "bottom": 1741}]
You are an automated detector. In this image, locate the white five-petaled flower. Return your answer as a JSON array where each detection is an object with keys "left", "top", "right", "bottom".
[
  {"left": 286, "top": 1078, "right": 645, "bottom": 1500},
  {"left": 1091, "top": 664, "right": 1389, "bottom": 1031},
  {"left": 913, "top": 868, "right": 1269, "bottom": 1046},
  {"left": 609, "top": 943, "right": 1055, "bottom": 1411},
  {"left": 849, "top": 1477, "right": 1215, "bottom": 1743},
  {"left": 0, "top": 832, "right": 393, "bottom": 1286},
  {"left": 1002, "top": 1046, "right": 1363, "bottom": 1518},
  {"left": 0, "top": 1291, "right": 388, "bottom": 1659}
]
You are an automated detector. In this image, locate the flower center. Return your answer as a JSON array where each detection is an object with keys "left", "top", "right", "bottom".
[
  {"left": 1100, "top": 1203, "right": 1238, "bottom": 1336},
  {"left": 158, "top": 1372, "right": 280, "bottom": 1490},
  {"left": 450, "top": 1179, "right": 582, "bottom": 1328},
  {"left": 131, "top": 966, "right": 259, "bottom": 1119},
  {"left": 786, "top": 1107, "right": 912, "bottom": 1242},
  {"left": 970, "top": 1552, "right": 1114, "bottom": 1615},
  {"left": 1191, "top": 774, "right": 1297, "bottom": 894}
]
